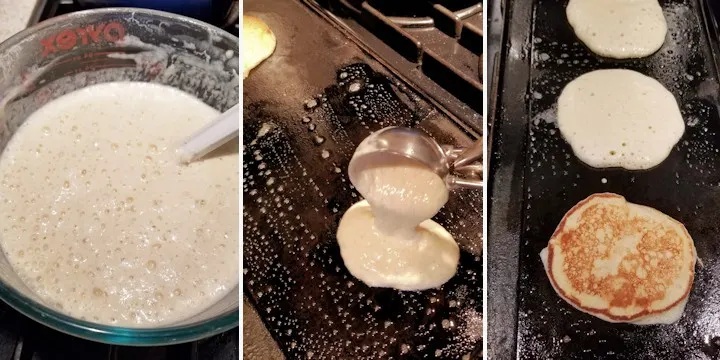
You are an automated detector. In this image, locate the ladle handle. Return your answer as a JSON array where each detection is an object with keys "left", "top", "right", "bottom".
[
  {"left": 442, "top": 138, "right": 483, "bottom": 191},
  {"left": 451, "top": 137, "right": 483, "bottom": 169},
  {"left": 446, "top": 175, "right": 483, "bottom": 191}
]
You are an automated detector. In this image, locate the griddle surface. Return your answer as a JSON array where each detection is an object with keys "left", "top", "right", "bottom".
[{"left": 493, "top": 0, "right": 720, "bottom": 358}]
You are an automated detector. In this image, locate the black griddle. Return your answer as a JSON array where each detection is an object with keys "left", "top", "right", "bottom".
[
  {"left": 488, "top": 0, "right": 720, "bottom": 359},
  {"left": 243, "top": 0, "right": 483, "bottom": 359}
]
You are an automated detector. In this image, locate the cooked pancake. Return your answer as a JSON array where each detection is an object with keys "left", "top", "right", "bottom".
[
  {"left": 540, "top": 193, "right": 696, "bottom": 324},
  {"left": 566, "top": 0, "right": 667, "bottom": 59},
  {"left": 243, "top": 15, "right": 276, "bottom": 79}
]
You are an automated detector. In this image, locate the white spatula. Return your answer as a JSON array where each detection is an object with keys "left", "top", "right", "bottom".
[{"left": 176, "top": 104, "right": 239, "bottom": 164}]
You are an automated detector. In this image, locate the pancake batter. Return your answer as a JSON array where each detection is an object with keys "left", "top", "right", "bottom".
[
  {"left": 566, "top": 0, "right": 667, "bottom": 59},
  {"left": 337, "top": 154, "right": 459, "bottom": 291},
  {"left": 557, "top": 69, "right": 684, "bottom": 170},
  {"left": 0, "top": 82, "right": 238, "bottom": 327}
]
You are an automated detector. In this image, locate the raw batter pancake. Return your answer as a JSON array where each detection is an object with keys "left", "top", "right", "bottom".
[
  {"left": 0, "top": 82, "right": 238, "bottom": 327},
  {"left": 243, "top": 15, "right": 276, "bottom": 79},
  {"left": 557, "top": 69, "right": 684, "bottom": 170},
  {"left": 566, "top": 0, "right": 667, "bottom": 59},
  {"left": 337, "top": 200, "right": 459, "bottom": 291},
  {"left": 337, "top": 153, "right": 459, "bottom": 291}
]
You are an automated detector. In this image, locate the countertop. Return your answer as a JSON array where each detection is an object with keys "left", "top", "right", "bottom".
[
  {"left": 243, "top": 298, "right": 284, "bottom": 360},
  {"left": 0, "top": 0, "right": 35, "bottom": 43}
]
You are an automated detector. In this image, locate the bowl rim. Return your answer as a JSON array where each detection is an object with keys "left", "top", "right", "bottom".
[{"left": 0, "top": 7, "right": 239, "bottom": 346}]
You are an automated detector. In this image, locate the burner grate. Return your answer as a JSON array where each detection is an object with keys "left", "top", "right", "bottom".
[
  {"left": 341, "top": 0, "right": 482, "bottom": 27},
  {"left": 308, "top": 0, "right": 483, "bottom": 132}
]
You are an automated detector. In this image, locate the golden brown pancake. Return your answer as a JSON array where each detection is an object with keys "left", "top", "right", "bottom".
[
  {"left": 540, "top": 193, "right": 696, "bottom": 324},
  {"left": 243, "top": 15, "right": 276, "bottom": 79}
]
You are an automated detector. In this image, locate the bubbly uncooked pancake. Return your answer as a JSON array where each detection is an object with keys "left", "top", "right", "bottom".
[
  {"left": 243, "top": 15, "right": 276, "bottom": 79},
  {"left": 0, "top": 82, "right": 239, "bottom": 327},
  {"left": 567, "top": 0, "right": 667, "bottom": 58},
  {"left": 337, "top": 153, "right": 459, "bottom": 291},
  {"left": 557, "top": 69, "right": 684, "bottom": 170},
  {"left": 337, "top": 200, "right": 459, "bottom": 291},
  {"left": 540, "top": 193, "right": 695, "bottom": 324}
]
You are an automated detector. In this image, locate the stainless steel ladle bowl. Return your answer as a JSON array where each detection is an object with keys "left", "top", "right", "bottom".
[{"left": 348, "top": 127, "right": 483, "bottom": 191}]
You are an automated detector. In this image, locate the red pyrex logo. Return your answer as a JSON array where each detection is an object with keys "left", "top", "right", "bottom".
[{"left": 40, "top": 22, "right": 126, "bottom": 57}]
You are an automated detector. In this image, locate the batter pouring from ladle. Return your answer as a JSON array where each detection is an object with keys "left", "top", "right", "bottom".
[{"left": 336, "top": 127, "right": 481, "bottom": 291}]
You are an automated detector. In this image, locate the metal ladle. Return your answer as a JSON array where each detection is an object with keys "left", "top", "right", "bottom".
[{"left": 348, "top": 126, "right": 483, "bottom": 191}]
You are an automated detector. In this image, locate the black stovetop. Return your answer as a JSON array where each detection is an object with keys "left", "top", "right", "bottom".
[{"left": 0, "top": 1, "right": 240, "bottom": 359}]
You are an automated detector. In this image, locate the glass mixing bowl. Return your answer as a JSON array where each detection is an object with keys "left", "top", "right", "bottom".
[{"left": 0, "top": 8, "right": 239, "bottom": 345}]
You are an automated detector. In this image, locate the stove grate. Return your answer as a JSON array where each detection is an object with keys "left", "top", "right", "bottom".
[{"left": 309, "top": 0, "right": 484, "bottom": 132}]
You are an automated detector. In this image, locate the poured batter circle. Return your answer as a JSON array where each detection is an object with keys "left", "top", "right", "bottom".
[
  {"left": 337, "top": 200, "right": 459, "bottom": 291},
  {"left": 567, "top": 0, "right": 667, "bottom": 59},
  {"left": 337, "top": 154, "right": 459, "bottom": 291},
  {"left": 557, "top": 69, "right": 684, "bottom": 170}
]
